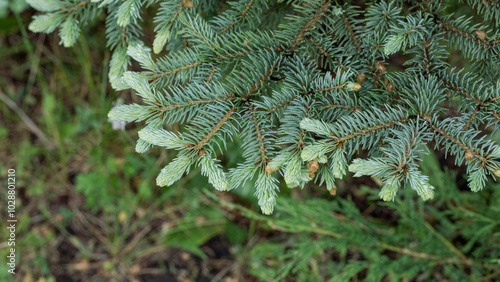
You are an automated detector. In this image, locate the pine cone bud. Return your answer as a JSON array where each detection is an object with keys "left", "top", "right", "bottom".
[
  {"left": 357, "top": 72, "right": 366, "bottom": 83},
  {"left": 307, "top": 159, "right": 319, "bottom": 173},
  {"left": 198, "top": 149, "right": 206, "bottom": 157},
  {"left": 345, "top": 82, "right": 362, "bottom": 91},
  {"left": 384, "top": 78, "right": 394, "bottom": 92},
  {"left": 266, "top": 164, "right": 277, "bottom": 175},
  {"left": 375, "top": 61, "right": 386, "bottom": 74},
  {"left": 475, "top": 30, "right": 487, "bottom": 41},
  {"left": 183, "top": 0, "right": 195, "bottom": 8},
  {"left": 329, "top": 187, "right": 337, "bottom": 196},
  {"left": 465, "top": 151, "right": 474, "bottom": 161},
  {"left": 493, "top": 168, "right": 500, "bottom": 178}
]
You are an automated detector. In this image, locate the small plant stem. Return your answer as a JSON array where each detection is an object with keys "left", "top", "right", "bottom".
[{"left": 423, "top": 221, "right": 470, "bottom": 262}]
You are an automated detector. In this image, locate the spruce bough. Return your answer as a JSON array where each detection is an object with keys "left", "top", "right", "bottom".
[{"left": 28, "top": 0, "right": 500, "bottom": 214}]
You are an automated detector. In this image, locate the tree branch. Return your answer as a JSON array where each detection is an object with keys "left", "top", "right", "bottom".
[{"left": 195, "top": 107, "right": 237, "bottom": 150}]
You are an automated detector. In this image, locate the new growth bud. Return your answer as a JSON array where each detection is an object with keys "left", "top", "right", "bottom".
[
  {"left": 384, "top": 79, "right": 394, "bottom": 92},
  {"left": 307, "top": 159, "right": 320, "bottom": 178},
  {"left": 375, "top": 61, "right": 386, "bottom": 74},
  {"left": 183, "top": 0, "right": 195, "bottom": 8},
  {"left": 475, "top": 30, "right": 487, "bottom": 41},
  {"left": 493, "top": 168, "right": 500, "bottom": 178},
  {"left": 357, "top": 72, "right": 366, "bottom": 83},
  {"left": 465, "top": 151, "right": 474, "bottom": 161},
  {"left": 345, "top": 82, "right": 362, "bottom": 91}
]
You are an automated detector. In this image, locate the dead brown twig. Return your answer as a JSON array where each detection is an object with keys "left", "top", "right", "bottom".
[{"left": 0, "top": 91, "right": 56, "bottom": 150}]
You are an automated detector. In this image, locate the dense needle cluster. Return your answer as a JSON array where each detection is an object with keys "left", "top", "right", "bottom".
[{"left": 28, "top": 0, "right": 500, "bottom": 214}]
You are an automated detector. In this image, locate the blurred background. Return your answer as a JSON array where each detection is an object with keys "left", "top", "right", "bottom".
[{"left": 1, "top": 1, "right": 500, "bottom": 281}]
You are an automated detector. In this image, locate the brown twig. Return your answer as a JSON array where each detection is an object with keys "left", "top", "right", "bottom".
[
  {"left": 151, "top": 62, "right": 200, "bottom": 83},
  {"left": 194, "top": 107, "right": 236, "bottom": 150},
  {"left": 206, "top": 67, "right": 216, "bottom": 84},
  {"left": 268, "top": 96, "right": 298, "bottom": 114},
  {"left": 247, "top": 102, "right": 267, "bottom": 163},
  {"left": 0, "top": 91, "right": 55, "bottom": 150},
  {"left": 241, "top": 60, "right": 281, "bottom": 99},
  {"left": 308, "top": 37, "right": 348, "bottom": 70},
  {"left": 218, "top": 0, "right": 254, "bottom": 34},
  {"left": 290, "top": 0, "right": 331, "bottom": 51},
  {"left": 154, "top": 93, "right": 235, "bottom": 113},
  {"left": 341, "top": 13, "right": 361, "bottom": 52},
  {"left": 335, "top": 117, "right": 411, "bottom": 144},
  {"left": 424, "top": 118, "right": 488, "bottom": 164}
]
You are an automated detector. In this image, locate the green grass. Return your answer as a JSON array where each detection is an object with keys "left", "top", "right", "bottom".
[
  {"left": 0, "top": 10, "right": 238, "bottom": 281},
  {"left": 1, "top": 6, "right": 500, "bottom": 281}
]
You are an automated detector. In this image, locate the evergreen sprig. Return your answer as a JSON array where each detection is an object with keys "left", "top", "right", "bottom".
[{"left": 28, "top": 0, "right": 500, "bottom": 214}]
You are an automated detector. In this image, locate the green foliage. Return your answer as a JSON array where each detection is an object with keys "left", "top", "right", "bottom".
[
  {"left": 27, "top": 0, "right": 500, "bottom": 214},
  {"left": 209, "top": 151, "right": 500, "bottom": 280},
  {"left": 1, "top": 18, "right": 242, "bottom": 279}
]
